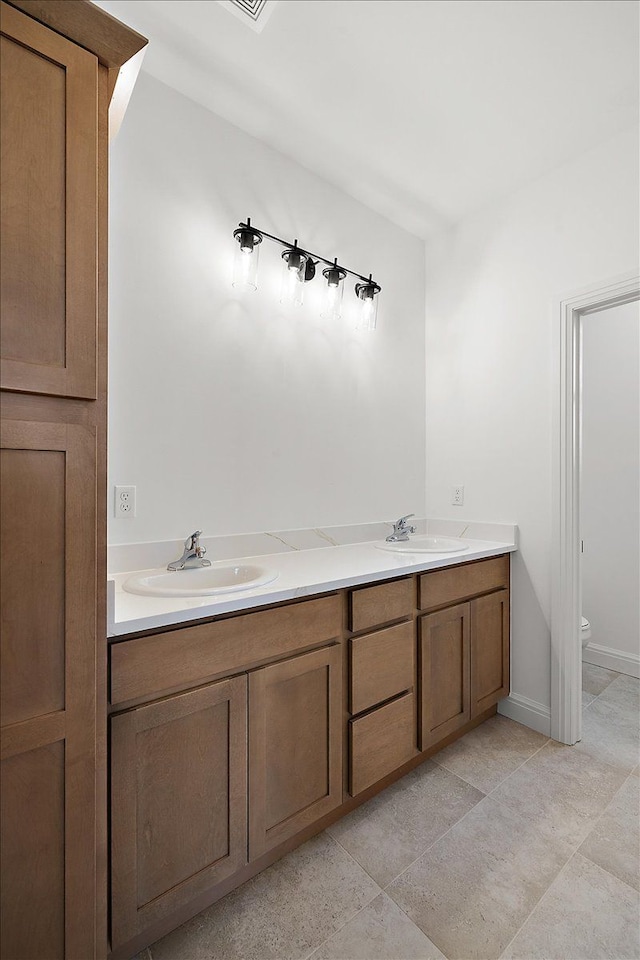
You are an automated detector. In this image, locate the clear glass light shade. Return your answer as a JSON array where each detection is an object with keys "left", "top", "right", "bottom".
[
  {"left": 357, "top": 293, "right": 378, "bottom": 331},
  {"left": 280, "top": 249, "right": 306, "bottom": 306},
  {"left": 321, "top": 264, "right": 346, "bottom": 321},
  {"left": 232, "top": 241, "right": 259, "bottom": 291},
  {"left": 321, "top": 281, "right": 344, "bottom": 320},
  {"left": 355, "top": 280, "right": 380, "bottom": 332}
]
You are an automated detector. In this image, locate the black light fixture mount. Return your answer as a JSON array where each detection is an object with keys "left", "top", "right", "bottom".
[{"left": 233, "top": 216, "right": 263, "bottom": 253}]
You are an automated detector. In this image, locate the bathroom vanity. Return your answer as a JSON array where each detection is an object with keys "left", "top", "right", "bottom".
[{"left": 107, "top": 542, "right": 512, "bottom": 959}]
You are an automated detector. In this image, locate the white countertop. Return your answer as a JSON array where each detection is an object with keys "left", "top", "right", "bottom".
[{"left": 108, "top": 536, "right": 517, "bottom": 638}]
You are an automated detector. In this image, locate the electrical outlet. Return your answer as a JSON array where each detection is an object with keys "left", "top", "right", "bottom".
[
  {"left": 452, "top": 485, "right": 464, "bottom": 506},
  {"left": 115, "top": 485, "right": 136, "bottom": 518}
]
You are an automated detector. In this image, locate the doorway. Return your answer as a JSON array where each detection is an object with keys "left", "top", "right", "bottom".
[{"left": 551, "top": 273, "right": 640, "bottom": 745}]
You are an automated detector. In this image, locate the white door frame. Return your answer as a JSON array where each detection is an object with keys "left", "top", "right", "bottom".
[{"left": 551, "top": 271, "right": 639, "bottom": 744}]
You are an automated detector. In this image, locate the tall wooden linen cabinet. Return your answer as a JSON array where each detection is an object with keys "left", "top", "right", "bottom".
[{"left": 0, "top": 3, "right": 146, "bottom": 958}]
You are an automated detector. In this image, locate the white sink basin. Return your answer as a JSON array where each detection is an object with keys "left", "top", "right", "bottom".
[
  {"left": 123, "top": 564, "right": 278, "bottom": 598},
  {"left": 377, "top": 536, "right": 470, "bottom": 555}
]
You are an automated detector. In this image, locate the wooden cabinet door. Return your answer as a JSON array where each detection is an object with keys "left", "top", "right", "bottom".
[
  {"left": 110, "top": 675, "right": 247, "bottom": 950},
  {"left": 471, "top": 589, "right": 510, "bottom": 717},
  {"left": 249, "top": 645, "right": 342, "bottom": 860},
  {"left": 420, "top": 602, "right": 471, "bottom": 749},
  {"left": 0, "top": 418, "right": 97, "bottom": 960},
  {"left": 0, "top": 2, "right": 97, "bottom": 398}
]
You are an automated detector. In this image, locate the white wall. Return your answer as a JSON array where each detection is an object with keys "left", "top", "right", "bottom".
[
  {"left": 108, "top": 73, "right": 426, "bottom": 545},
  {"left": 582, "top": 300, "right": 639, "bottom": 672},
  {"left": 424, "top": 124, "right": 639, "bottom": 713}
]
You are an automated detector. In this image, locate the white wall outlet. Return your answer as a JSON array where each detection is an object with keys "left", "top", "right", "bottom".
[
  {"left": 115, "top": 485, "right": 136, "bottom": 518},
  {"left": 452, "top": 485, "right": 465, "bottom": 506}
]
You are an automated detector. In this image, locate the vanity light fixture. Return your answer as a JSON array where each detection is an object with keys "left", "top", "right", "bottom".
[{"left": 232, "top": 218, "right": 381, "bottom": 328}]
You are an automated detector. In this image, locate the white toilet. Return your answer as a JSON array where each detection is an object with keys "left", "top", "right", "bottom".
[{"left": 581, "top": 616, "right": 592, "bottom": 648}]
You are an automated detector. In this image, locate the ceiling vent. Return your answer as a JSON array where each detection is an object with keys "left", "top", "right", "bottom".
[{"left": 217, "top": 0, "right": 278, "bottom": 33}]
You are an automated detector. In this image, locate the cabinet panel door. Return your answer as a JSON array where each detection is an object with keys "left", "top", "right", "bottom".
[
  {"left": 472, "top": 589, "right": 510, "bottom": 717},
  {"left": 0, "top": 418, "right": 97, "bottom": 960},
  {"left": 0, "top": 3, "right": 97, "bottom": 398},
  {"left": 420, "top": 603, "right": 471, "bottom": 749},
  {"left": 249, "top": 645, "right": 342, "bottom": 860},
  {"left": 0, "top": 741, "right": 65, "bottom": 960},
  {"left": 110, "top": 675, "right": 247, "bottom": 950}
]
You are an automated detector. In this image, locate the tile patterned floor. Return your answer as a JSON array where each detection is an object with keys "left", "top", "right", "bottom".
[{"left": 139, "top": 666, "right": 640, "bottom": 960}]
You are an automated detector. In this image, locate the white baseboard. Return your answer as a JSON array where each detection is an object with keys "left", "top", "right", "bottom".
[
  {"left": 583, "top": 642, "right": 640, "bottom": 679},
  {"left": 498, "top": 692, "right": 551, "bottom": 737}
]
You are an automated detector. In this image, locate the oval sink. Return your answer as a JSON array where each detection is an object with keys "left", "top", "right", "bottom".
[
  {"left": 123, "top": 564, "right": 278, "bottom": 598},
  {"left": 377, "top": 536, "right": 470, "bottom": 555}
]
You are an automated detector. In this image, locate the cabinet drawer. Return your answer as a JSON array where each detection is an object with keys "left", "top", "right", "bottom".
[
  {"left": 350, "top": 621, "right": 415, "bottom": 715},
  {"left": 419, "top": 555, "right": 509, "bottom": 612},
  {"left": 349, "top": 692, "right": 416, "bottom": 796},
  {"left": 349, "top": 577, "right": 414, "bottom": 633},
  {"left": 110, "top": 593, "right": 342, "bottom": 706}
]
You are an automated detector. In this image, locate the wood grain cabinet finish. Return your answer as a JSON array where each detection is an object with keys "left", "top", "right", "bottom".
[
  {"left": 471, "top": 589, "right": 510, "bottom": 717},
  {"left": 249, "top": 645, "right": 342, "bottom": 860},
  {"left": 1, "top": 418, "right": 98, "bottom": 960},
  {"left": 419, "top": 555, "right": 509, "bottom": 612},
  {"left": 349, "top": 692, "right": 416, "bottom": 796},
  {"left": 110, "top": 593, "right": 342, "bottom": 707},
  {"left": 110, "top": 676, "right": 247, "bottom": 951},
  {"left": 420, "top": 571, "right": 511, "bottom": 748},
  {"left": 0, "top": 2, "right": 97, "bottom": 399},
  {"left": 349, "top": 577, "right": 414, "bottom": 633},
  {"left": 349, "top": 621, "right": 415, "bottom": 715},
  {"left": 420, "top": 602, "right": 471, "bottom": 749},
  {"left": 0, "top": 4, "right": 146, "bottom": 958}
]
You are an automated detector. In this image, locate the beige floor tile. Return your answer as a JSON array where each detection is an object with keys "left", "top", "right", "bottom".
[
  {"left": 149, "top": 833, "right": 381, "bottom": 960},
  {"left": 631, "top": 765, "right": 640, "bottom": 777},
  {"left": 387, "top": 797, "right": 572, "bottom": 960},
  {"left": 328, "top": 760, "right": 483, "bottom": 886},
  {"left": 576, "top": 696, "right": 640, "bottom": 773},
  {"left": 582, "top": 663, "right": 619, "bottom": 697},
  {"left": 501, "top": 853, "right": 640, "bottom": 959},
  {"left": 489, "top": 740, "right": 627, "bottom": 846},
  {"left": 310, "top": 893, "right": 446, "bottom": 960},
  {"left": 433, "top": 714, "right": 548, "bottom": 793},
  {"left": 596, "top": 673, "right": 640, "bottom": 712},
  {"left": 582, "top": 689, "right": 597, "bottom": 706},
  {"left": 579, "top": 775, "right": 640, "bottom": 892}
]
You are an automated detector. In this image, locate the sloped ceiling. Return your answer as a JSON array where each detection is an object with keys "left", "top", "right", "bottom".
[{"left": 96, "top": 0, "right": 639, "bottom": 238}]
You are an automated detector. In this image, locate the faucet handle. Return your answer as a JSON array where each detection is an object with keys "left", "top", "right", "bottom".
[
  {"left": 394, "top": 513, "right": 415, "bottom": 531},
  {"left": 186, "top": 530, "right": 202, "bottom": 548},
  {"left": 397, "top": 513, "right": 415, "bottom": 526}
]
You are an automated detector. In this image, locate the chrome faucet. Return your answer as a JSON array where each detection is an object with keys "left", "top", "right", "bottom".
[
  {"left": 386, "top": 514, "right": 416, "bottom": 542},
  {"left": 167, "top": 531, "right": 212, "bottom": 571}
]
